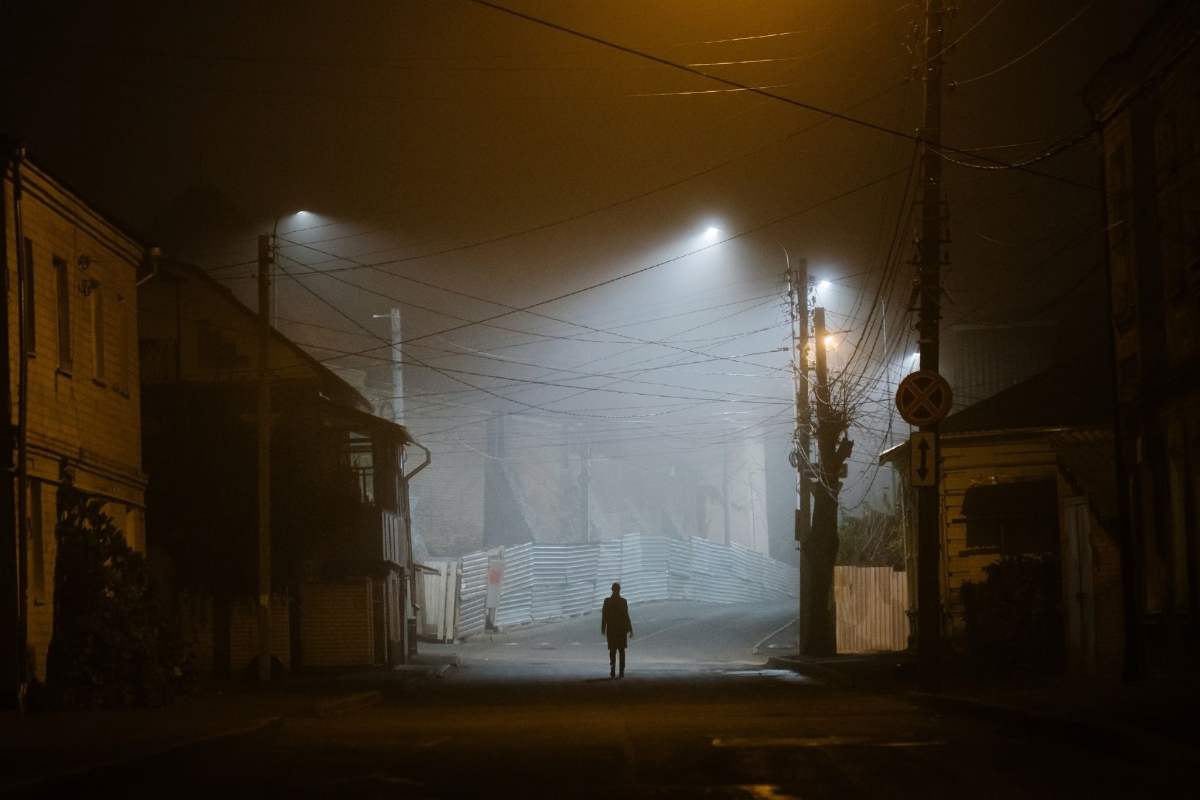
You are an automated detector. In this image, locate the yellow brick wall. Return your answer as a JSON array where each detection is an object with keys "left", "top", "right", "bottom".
[
  {"left": 5, "top": 163, "right": 146, "bottom": 682},
  {"left": 177, "top": 594, "right": 291, "bottom": 674},
  {"left": 300, "top": 579, "right": 375, "bottom": 668},
  {"left": 228, "top": 595, "right": 291, "bottom": 673}
]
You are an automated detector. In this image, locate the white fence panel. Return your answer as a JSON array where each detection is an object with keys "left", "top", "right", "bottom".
[{"left": 456, "top": 534, "right": 799, "bottom": 636}]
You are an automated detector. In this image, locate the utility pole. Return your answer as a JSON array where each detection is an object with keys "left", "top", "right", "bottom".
[
  {"left": 256, "top": 234, "right": 273, "bottom": 684},
  {"left": 915, "top": 0, "right": 946, "bottom": 689},
  {"left": 721, "top": 440, "right": 731, "bottom": 546},
  {"left": 372, "top": 308, "right": 406, "bottom": 424},
  {"left": 785, "top": 254, "right": 811, "bottom": 650},
  {"left": 580, "top": 436, "right": 591, "bottom": 543},
  {"left": 805, "top": 307, "right": 850, "bottom": 655}
]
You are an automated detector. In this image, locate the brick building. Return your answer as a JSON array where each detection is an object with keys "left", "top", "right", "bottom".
[
  {"left": 2, "top": 150, "right": 151, "bottom": 706},
  {"left": 1085, "top": 0, "right": 1200, "bottom": 676}
]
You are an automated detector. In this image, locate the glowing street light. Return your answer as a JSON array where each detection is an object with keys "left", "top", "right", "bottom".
[
  {"left": 817, "top": 279, "right": 832, "bottom": 291},
  {"left": 702, "top": 226, "right": 721, "bottom": 243}
]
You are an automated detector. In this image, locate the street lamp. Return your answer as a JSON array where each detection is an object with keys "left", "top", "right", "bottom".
[{"left": 702, "top": 226, "right": 721, "bottom": 243}]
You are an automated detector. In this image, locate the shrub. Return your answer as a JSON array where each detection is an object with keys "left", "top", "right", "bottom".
[
  {"left": 960, "top": 555, "right": 1063, "bottom": 674},
  {"left": 43, "top": 484, "right": 177, "bottom": 708}
]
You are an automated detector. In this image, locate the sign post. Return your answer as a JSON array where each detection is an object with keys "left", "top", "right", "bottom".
[{"left": 896, "top": 368, "right": 952, "bottom": 690}]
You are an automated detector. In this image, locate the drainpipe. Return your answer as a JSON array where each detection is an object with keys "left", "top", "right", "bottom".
[
  {"left": 0, "top": 143, "right": 17, "bottom": 710},
  {"left": 399, "top": 436, "right": 429, "bottom": 662},
  {"left": 135, "top": 245, "right": 160, "bottom": 287},
  {"left": 10, "top": 145, "right": 29, "bottom": 712}
]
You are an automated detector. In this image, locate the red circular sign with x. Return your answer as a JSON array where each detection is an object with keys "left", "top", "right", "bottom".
[{"left": 896, "top": 370, "right": 953, "bottom": 426}]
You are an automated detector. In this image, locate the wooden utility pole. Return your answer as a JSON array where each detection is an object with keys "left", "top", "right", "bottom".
[
  {"left": 804, "top": 307, "right": 851, "bottom": 655},
  {"left": 915, "top": 0, "right": 946, "bottom": 689},
  {"left": 256, "top": 234, "right": 273, "bottom": 684},
  {"left": 785, "top": 254, "right": 811, "bottom": 649}
]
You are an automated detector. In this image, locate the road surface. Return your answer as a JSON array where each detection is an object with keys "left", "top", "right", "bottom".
[{"left": 20, "top": 600, "right": 1187, "bottom": 798}]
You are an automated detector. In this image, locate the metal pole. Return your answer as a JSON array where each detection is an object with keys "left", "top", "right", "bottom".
[
  {"left": 581, "top": 438, "right": 591, "bottom": 543},
  {"left": 256, "top": 234, "right": 273, "bottom": 684},
  {"left": 10, "top": 146, "right": 29, "bottom": 711},
  {"left": 721, "top": 439, "right": 731, "bottom": 546},
  {"left": 916, "top": 0, "right": 945, "bottom": 690},
  {"left": 389, "top": 308, "right": 404, "bottom": 424}
]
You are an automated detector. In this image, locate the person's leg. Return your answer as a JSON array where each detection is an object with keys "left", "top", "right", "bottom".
[
  {"left": 618, "top": 647, "right": 625, "bottom": 677},
  {"left": 609, "top": 647, "right": 616, "bottom": 677}
]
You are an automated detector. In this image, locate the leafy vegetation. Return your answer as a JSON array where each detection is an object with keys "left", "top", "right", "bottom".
[
  {"left": 41, "top": 485, "right": 180, "bottom": 708},
  {"left": 960, "top": 555, "right": 1063, "bottom": 674}
]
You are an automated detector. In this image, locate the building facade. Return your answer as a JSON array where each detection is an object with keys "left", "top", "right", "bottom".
[
  {"left": 882, "top": 361, "right": 1124, "bottom": 678},
  {"left": 2, "top": 151, "right": 149, "bottom": 706},
  {"left": 1086, "top": 0, "right": 1200, "bottom": 676},
  {"left": 138, "top": 259, "right": 423, "bottom": 671}
]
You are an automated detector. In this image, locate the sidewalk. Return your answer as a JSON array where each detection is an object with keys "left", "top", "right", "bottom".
[
  {"left": 0, "top": 690, "right": 288, "bottom": 794},
  {"left": 766, "top": 652, "right": 1200, "bottom": 767},
  {"left": 0, "top": 654, "right": 459, "bottom": 794}
]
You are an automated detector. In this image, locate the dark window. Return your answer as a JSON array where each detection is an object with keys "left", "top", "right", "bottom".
[
  {"left": 22, "top": 238, "right": 35, "bottom": 354},
  {"left": 55, "top": 256, "right": 72, "bottom": 370},
  {"left": 344, "top": 433, "right": 375, "bottom": 505},
  {"left": 118, "top": 294, "right": 131, "bottom": 393},
  {"left": 91, "top": 287, "right": 105, "bottom": 381},
  {"left": 962, "top": 480, "right": 1058, "bottom": 555},
  {"left": 29, "top": 480, "right": 45, "bottom": 603}
]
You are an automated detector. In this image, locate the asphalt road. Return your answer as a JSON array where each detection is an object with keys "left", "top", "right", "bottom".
[{"left": 21, "top": 600, "right": 1187, "bottom": 798}]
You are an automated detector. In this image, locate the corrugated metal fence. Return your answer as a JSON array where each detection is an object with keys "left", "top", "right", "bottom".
[
  {"left": 455, "top": 534, "right": 799, "bottom": 638},
  {"left": 833, "top": 566, "right": 909, "bottom": 653}
]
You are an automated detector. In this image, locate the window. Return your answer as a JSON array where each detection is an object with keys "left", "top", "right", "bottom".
[
  {"left": 55, "top": 256, "right": 72, "bottom": 370},
  {"left": 962, "top": 480, "right": 1058, "bottom": 555},
  {"left": 345, "top": 433, "right": 375, "bottom": 505},
  {"left": 29, "top": 481, "right": 45, "bottom": 604},
  {"left": 91, "top": 286, "right": 105, "bottom": 381},
  {"left": 117, "top": 294, "right": 131, "bottom": 394},
  {"left": 22, "top": 238, "right": 35, "bottom": 354}
]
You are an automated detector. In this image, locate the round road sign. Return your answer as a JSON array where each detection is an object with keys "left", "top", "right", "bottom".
[{"left": 896, "top": 370, "right": 953, "bottom": 426}]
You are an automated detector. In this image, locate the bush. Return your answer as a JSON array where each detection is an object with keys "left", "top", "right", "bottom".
[
  {"left": 42, "top": 485, "right": 178, "bottom": 708},
  {"left": 960, "top": 555, "right": 1063, "bottom": 674},
  {"left": 837, "top": 508, "right": 903, "bottom": 568}
]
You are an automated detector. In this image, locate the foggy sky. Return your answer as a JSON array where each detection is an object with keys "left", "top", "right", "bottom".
[{"left": 2, "top": 0, "right": 1160, "bottom": 510}]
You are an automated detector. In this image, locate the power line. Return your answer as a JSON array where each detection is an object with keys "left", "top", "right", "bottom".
[
  {"left": 950, "top": 0, "right": 1096, "bottom": 88},
  {"left": 463, "top": 0, "right": 1098, "bottom": 192}
]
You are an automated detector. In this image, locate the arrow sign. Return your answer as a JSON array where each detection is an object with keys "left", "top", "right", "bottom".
[{"left": 909, "top": 432, "right": 936, "bottom": 487}]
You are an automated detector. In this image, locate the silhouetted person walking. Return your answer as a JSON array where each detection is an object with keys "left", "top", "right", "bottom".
[{"left": 601, "top": 582, "right": 633, "bottom": 678}]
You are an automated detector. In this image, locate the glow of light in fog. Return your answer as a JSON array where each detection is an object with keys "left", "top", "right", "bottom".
[
  {"left": 702, "top": 226, "right": 721, "bottom": 243},
  {"left": 817, "top": 279, "right": 832, "bottom": 290},
  {"left": 824, "top": 335, "right": 838, "bottom": 350}
]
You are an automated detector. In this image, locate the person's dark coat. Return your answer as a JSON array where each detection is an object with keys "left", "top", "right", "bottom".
[{"left": 601, "top": 595, "right": 633, "bottom": 649}]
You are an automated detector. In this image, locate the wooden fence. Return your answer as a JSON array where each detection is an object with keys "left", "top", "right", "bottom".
[{"left": 834, "top": 566, "right": 909, "bottom": 653}]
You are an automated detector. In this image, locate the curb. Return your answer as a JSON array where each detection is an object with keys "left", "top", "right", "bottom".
[
  {"left": 764, "top": 657, "right": 853, "bottom": 688},
  {"left": 751, "top": 617, "right": 798, "bottom": 656},
  {"left": 910, "top": 692, "right": 1200, "bottom": 768},
  {"left": 0, "top": 715, "right": 283, "bottom": 796},
  {"left": 313, "top": 690, "right": 383, "bottom": 718}
]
